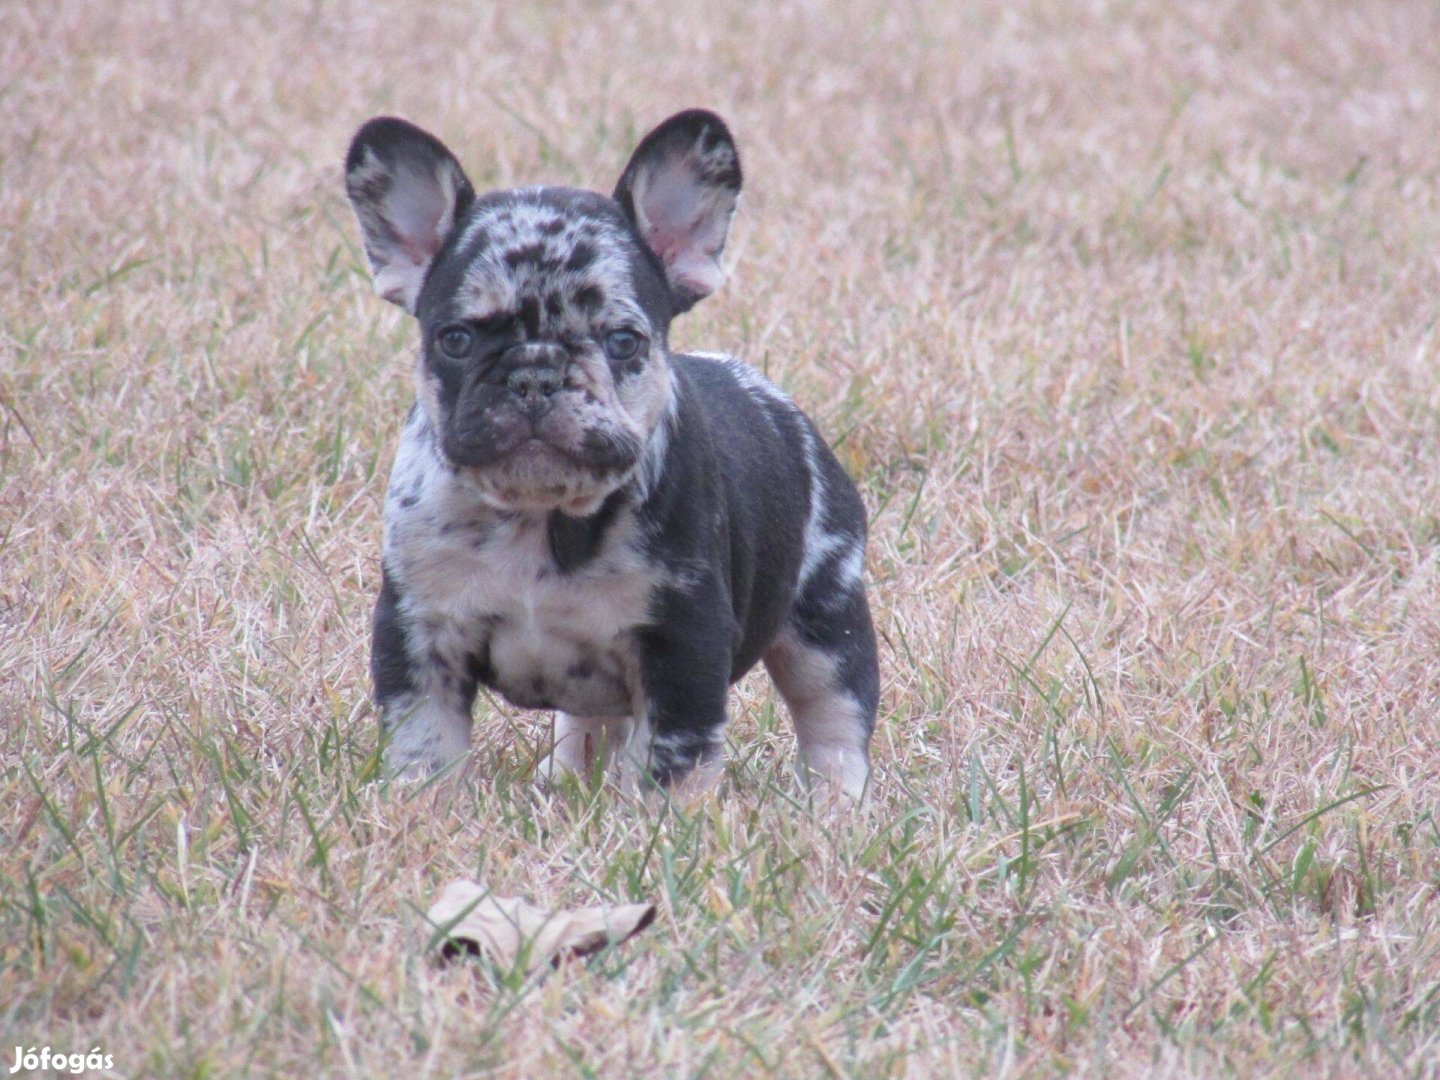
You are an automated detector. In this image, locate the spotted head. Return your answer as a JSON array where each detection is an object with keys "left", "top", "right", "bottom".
[{"left": 344, "top": 110, "right": 742, "bottom": 515}]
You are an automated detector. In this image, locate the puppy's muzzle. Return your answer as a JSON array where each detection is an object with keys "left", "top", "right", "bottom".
[
  {"left": 506, "top": 364, "right": 563, "bottom": 417},
  {"left": 501, "top": 343, "right": 567, "bottom": 420}
]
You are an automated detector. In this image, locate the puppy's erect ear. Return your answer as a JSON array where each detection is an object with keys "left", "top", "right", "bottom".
[
  {"left": 613, "top": 110, "right": 742, "bottom": 314},
  {"left": 345, "top": 117, "right": 475, "bottom": 313}
]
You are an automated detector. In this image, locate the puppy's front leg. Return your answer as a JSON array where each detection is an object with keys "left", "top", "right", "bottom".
[
  {"left": 372, "top": 570, "right": 474, "bottom": 776},
  {"left": 626, "top": 587, "right": 736, "bottom": 796}
]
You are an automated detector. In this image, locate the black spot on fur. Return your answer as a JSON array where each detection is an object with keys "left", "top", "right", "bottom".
[
  {"left": 540, "top": 218, "right": 565, "bottom": 234},
  {"left": 547, "top": 490, "right": 626, "bottom": 573},
  {"left": 564, "top": 242, "right": 595, "bottom": 272},
  {"left": 466, "top": 647, "right": 494, "bottom": 690},
  {"left": 613, "top": 351, "right": 644, "bottom": 379},
  {"left": 504, "top": 242, "right": 549, "bottom": 268},
  {"left": 371, "top": 571, "right": 415, "bottom": 705},
  {"left": 518, "top": 295, "right": 541, "bottom": 336},
  {"left": 573, "top": 285, "right": 604, "bottom": 311},
  {"left": 506, "top": 243, "right": 561, "bottom": 272}
]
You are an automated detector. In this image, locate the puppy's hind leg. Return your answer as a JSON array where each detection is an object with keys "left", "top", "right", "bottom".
[
  {"left": 763, "top": 574, "right": 879, "bottom": 802},
  {"left": 536, "top": 713, "right": 631, "bottom": 787}
]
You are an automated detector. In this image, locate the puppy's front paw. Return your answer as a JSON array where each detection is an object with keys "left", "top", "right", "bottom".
[
  {"left": 383, "top": 745, "right": 469, "bottom": 782},
  {"left": 378, "top": 693, "right": 472, "bottom": 780}
]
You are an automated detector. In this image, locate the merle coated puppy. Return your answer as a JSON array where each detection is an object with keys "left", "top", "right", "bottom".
[{"left": 344, "top": 109, "right": 878, "bottom": 799}]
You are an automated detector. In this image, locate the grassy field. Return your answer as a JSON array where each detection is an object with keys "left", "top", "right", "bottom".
[{"left": 4, "top": 0, "right": 1440, "bottom": 1075}]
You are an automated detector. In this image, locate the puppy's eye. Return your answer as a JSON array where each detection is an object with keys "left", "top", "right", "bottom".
[
  {"left": 436, "top": 325, "right": 474, "bottom": 359},
  {"left": 603, "top": 329, "right": 643, "bottom": 362}
]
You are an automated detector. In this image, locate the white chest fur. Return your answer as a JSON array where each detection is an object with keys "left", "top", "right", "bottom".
[{"left": 383, "top": 428, "right": 659, "bottom": 718}]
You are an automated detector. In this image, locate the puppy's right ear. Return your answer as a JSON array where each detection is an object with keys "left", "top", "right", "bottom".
[{"left": 344, "top": 117, "right": 475, "bottom": 313}]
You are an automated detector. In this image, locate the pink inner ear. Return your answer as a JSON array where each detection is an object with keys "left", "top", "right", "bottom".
[
  {"left": 391, "top": 167, "right": 452, "bottom": 261},
  {"left": 642, "top": 162, "right": 714, "bottom": 244},
  {"left": 634, "top": 157, "right": 733, "bottom": 300},
  {"left": 645, "top": 224, "right": 688, "bottom": 263}
]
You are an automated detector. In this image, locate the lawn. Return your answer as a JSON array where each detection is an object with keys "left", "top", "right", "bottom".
[{"left": 3, "top": 0, "right": 1439, "bottom": 1075}]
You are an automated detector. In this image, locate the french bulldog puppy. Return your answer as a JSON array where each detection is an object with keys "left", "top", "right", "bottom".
[{"left": 344, "top": 109, "right": 878, "bottom": 799}]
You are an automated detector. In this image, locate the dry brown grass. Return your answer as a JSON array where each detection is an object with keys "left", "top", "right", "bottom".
[{"left": 4, "top": 0, "right": 1440, "bottom": 1075}]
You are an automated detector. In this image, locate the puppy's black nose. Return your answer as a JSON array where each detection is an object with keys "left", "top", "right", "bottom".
[{"left": 506, "top": 365, "right": 564, "bottom": 411}]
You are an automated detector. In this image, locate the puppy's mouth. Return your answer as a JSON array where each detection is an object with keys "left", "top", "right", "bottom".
[
  {"left": 442, "top": 422, "right": 640, "bottom": 474},
  {"left": 436, "top": 400, "right": 644, "bottom": 514}
]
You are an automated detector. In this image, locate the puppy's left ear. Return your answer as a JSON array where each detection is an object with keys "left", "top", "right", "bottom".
[
  {"left": 614, "top": 110, "right": 742, "bottom": 314},
  {"left": 345, "top": 117, "right": 475, "bottom": 313}
]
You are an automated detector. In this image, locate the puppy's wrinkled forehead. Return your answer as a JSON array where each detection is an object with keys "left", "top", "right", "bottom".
[{"left": 421, "top": 188, "right": 669, "bottom": 335}]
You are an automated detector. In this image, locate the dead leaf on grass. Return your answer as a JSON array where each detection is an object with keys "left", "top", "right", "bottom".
[{"left": 427, "top": 881, "right": 656, "bottom": 971}]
